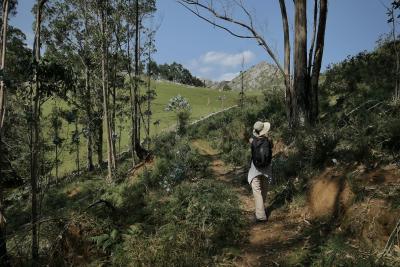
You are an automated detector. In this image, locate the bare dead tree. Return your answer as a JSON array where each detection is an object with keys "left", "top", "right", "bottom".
[{"left": 178, "top": 0, "right": 328, "bottom": 127}]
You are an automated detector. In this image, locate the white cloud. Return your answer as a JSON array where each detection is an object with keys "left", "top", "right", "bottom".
[
  {"left": 187, "top": 50, "right": 256, "bottom": 81},
  {"left": 198, "top": 66, "right": 213, "bottom": 74},
  {"left": 217, "top": 72, "right": 239, "bottom": 82},
  {"left": 200, "top": 50, "right": 255, "bottom": 68}
]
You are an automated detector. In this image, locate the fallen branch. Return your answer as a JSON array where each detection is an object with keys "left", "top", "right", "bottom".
[
  {"left": 86, "top": 199, "right": 116, "bottom": 212},
  {"left": 378, "top": 217, "right": 400, "bottom": 261},
  {"left": 128, "top": 153, "right": 153, "bottom": 175},
  {"left": 345, "top": 100, "right": 377, "bottom": 117}
]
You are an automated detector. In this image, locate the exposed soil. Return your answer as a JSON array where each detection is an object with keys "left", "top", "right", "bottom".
[{"left": 307, "top": 167, "right": 355, "bottom": 220}]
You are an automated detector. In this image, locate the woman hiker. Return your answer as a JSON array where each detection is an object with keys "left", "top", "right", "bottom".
[{"left": 248, "top": 121, "right": 273, "bottom": 223}]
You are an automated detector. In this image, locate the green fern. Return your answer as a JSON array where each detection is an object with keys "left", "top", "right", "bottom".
[{"left": 89, "top": 229, "right": 120, "bottom": 252}]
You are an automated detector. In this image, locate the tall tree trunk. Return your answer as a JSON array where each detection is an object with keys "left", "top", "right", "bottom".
[
  {"left": 0, "top": 187, "right": 8, "bottom": 267},
  {"left": 146, "top": 41, "right": 151, "bottom": 151},
  {"left": 55, "top": 141, "right": 58, "bottom": 181},
  {"left": 0, "top": 0, "right": 9, "bottom": 130},
  {"left": 0, "top": 1, "right": 10, "bottom": 265},
  {"left": 75, "top": 119, "right": 80, "bottom": 172},
  {"left": 111, "top": 42, "right": 117, "bottom": 162},
  {"left": 105, "top": 32, "right": 116, "bottom": 169},
  {"left": 83, "top": 1, "right": 94, "bottom": 172},
  {"left": 309, "top": 0, "right": 328, "bottom": 125},
  {"left": 133, "top": 0, "right": 147, "bottom": 159},
  {"left": 99, "top": 1, "right": 114, "bottom": 181},
  {"left": 85, "top": 66, "right": 94, "bottom": 171},
  {"left": 96, "top": 116, "right": 103, "bottom": 166},
  {"left": 134, "top": 0, "right": 139, "bottom": 157},
  {"left": 32, "top": 1, "right": 47, "bottom": 264},
  {"left": 279, "top": 0, "right": 297, "bottom": 128},
  {"left": 126, "top": 6, "right": 136, "bottom": 167},
  {"left": 294, "top": 0, "right": 308, "bottom": 125},
  {"left": 390, "top": 6, "right": 400, "bottom": 100},
  {"left": 308, "top": 0, "right": 318, "bottom": 77}
]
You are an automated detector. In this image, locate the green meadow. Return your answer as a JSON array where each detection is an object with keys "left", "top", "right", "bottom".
[{"left": 44, "top": 81, "right": 249, "bottom": 176}]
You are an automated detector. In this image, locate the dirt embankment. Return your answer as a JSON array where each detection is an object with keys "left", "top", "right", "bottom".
[{"left": 307, "top": 164, "right": 400, "bottom": 250}]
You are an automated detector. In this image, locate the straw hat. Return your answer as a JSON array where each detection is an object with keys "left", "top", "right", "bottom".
[{"left": 253, "top": 121, "right": 271, "bottom": 137}]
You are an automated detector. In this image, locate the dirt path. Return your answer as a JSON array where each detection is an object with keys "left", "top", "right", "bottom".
[{"left": 192, "top": 139, "right": 308, "bottom": 267}]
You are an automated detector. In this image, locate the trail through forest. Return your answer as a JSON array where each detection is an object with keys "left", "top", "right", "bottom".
[{"left": 192, "top": 140, "right": 309, "bottom": 267}]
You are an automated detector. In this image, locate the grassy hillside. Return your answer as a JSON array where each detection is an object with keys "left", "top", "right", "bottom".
[{"left": 43, "top": 81, "right": 248, "bottom": 176}]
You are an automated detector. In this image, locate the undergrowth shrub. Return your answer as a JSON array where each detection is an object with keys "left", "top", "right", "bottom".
[
  {"left": 379, "top": 117, "right": 400, "bottom": 156},
  {"left": 188, "top": 108, "right": 235, "bottom": 139},
  {"left": 310, "top": 235, "right": 385, "bottom": 267},
  {"left": 101, "top": 182, "right": 145, "bottom": 212},
  {"left": 295, "top": 126, "right": 339, "bottom": 168},
  {"left": 261, "top": 90, "right": 287, "bottom": 129},
  {"left": 272, "top": 152, "right": 301, "bottom": 184},
  {"left": 177, "top": 110, "right": 191, "bottom": 136},
  {"left": 114, "top": 180, "right": 245, "bottom": 266},
  {"left": 152, "top": 132, "right": 176, "bottom": 158},
  {"left": 220, "top": 139, "right": 250, "bottom": 166},
  {"left": 147, "top": 136, "right": 210, "bottom": 190}
]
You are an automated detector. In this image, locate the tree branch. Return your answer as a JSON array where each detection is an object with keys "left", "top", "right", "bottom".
[
  {"left": 178, "top": 0, "right": 286, "bottom": 77},
  {"left": 177, "top": 2, "right": 254, "bottom": 39}
]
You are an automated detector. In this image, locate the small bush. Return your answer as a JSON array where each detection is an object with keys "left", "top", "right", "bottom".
[
  {"left": 188, "top": 108, "right": 235, "bottom": 139},
  {"left": 152, "top": 132, "right": 177, "bottom": 158},
  {"left": 295, "top": 126, "right": 339, "bottom": 168},
  {"left": 336, "top": 126, "right": 373, "bottom": 164},
  {"left": 380, "top": 117, "right": 400, "bottom": 153},
  {"left": 272, "top": 152, "right": 301, "bottom": 184},
  {"left": 114, "top": 180, "right": 245, "bottom": 266},
  {"left": 310, "top": 235, "right": 382, "bottom": 267},
  {"left": 101, "top": 181, "right": 145, "bottom": 212},
  {"left": 145, "top": 138, "right": 210, "bottom": 191},
  {"left": 177, "top": 110, "right": 190, "bottom": 136}
]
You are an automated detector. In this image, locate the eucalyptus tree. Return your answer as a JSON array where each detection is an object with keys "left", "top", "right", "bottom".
[
  {"left": 32, "top": 0, "right": 75, "bottom": 262},
  {"left": 45, "top": 0, "right": 101, "bottom": 171},
  {"left": 31, "top": 0, "right": 48, "bottom": 264},
  {"left": 179, "top": 0, "right": 328, "bottom": 127},
  {"left": 143, "top": 28, "right": 157, "bottom": 150},
  {"left": 0, "top": 0, "right": 17, "bottom": 131},
  {"left": 119, "top": 0, "right": 156, "bottom": 164},
  {"left": 0, "top": 1, "right": 19, "bottom": 264},
  {"left": 48, "top": 105, "right": 63, "bottom": 180}
]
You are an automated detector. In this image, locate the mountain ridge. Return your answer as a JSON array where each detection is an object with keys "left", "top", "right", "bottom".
[{"left": 204, "top": 61, "right": 284, "bottom": 91}]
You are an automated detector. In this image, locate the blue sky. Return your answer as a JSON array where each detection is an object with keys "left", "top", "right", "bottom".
[{"left": 11, "top": 0, "right": 394, "bottom": 81}]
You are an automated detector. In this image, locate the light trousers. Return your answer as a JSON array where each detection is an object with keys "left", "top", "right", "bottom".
[{"left": 251, "top": 175, "right": 268, "bottom": 220}]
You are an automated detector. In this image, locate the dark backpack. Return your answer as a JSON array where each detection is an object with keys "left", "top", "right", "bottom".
[{"left": 251, "top": 137, "right": 272, "bottom": 169}]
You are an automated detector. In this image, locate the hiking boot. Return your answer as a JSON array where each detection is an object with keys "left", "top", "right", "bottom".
[
  {"left": 249, "top": 214, "right": 267, "bottom": 224},
  {"left": 265, "top": 208, "right": 272, "bottom": 220}
]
